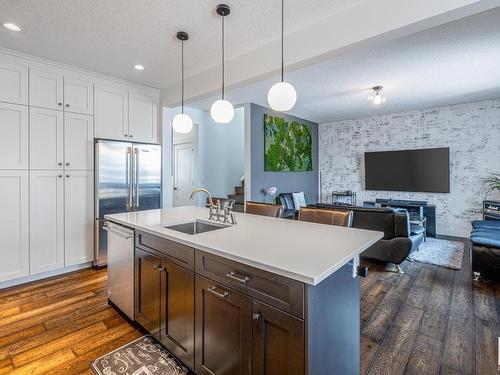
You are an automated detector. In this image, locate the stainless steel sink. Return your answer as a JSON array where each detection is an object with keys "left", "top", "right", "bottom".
[{"left": 164, "top": 220, "right": 229, "bottom": 235}]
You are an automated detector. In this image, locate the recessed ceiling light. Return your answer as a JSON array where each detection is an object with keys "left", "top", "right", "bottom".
[
  {"left": 3, "top": 23, "right": 22, "bottom": 32},
  {"left": 133, "top": 64, "right": 145, "bottom": 71}
]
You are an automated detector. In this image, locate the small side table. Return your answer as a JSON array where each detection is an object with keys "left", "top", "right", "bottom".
[{"left": 410, "top": 216, "right": 427, "bottom": 241}]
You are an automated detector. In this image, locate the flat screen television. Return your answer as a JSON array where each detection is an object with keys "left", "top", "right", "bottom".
[{"left": 364, "top": 147, "right": 450, "bottom": 193}]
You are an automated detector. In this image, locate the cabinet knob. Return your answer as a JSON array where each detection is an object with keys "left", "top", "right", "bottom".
[
  {"left": 124, "top": 134, "right": 128, "bottom": 137},
  {"left": 58, "top": 175, "right": 62, "bottom": 178},
  {"left": 58, "top": 102, "right": 62, "bottom": 106},
  {"left": 129, "top": 134, "right": 133, "bottom": 138},
  {"left": 66, "top": 175, "right": 70, "bottom": 178},
  {"left": 58, "top": 162, "right": 62, "bottom": 166},
  {"left": 66, "top": 163, "right": 70, "bottom": 166},
  {"left": 65, "top": 104, "right": 70, "bottom": 108},
  {"left": 253, "top": 313, "right": 262, "bottom": 321}
]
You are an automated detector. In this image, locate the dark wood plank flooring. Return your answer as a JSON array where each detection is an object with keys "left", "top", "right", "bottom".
[
  {"left": 0, "top": 238, "right": 498, "bottom": 374},
  {"left": 361, "top": 239, "right": 500, "bottom": 375},
  {"left": 0, "top": 268, "right": 141, "bottom": 374}
]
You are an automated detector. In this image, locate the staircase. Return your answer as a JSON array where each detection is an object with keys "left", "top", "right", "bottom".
[{"left": 228, "top": 180, "right": 245, "bottom": 213}]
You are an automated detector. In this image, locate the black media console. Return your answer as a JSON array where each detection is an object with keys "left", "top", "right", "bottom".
[{"left": 363, "top": 199, "right": 437, "bottom": 238}]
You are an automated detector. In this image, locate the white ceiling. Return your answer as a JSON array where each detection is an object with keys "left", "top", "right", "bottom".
[
  {"left": 0, "top": 0, "right": 362, "bottom": 88},
  {"left": 189, "top": 7, "right": 500, "bottom": 123}
]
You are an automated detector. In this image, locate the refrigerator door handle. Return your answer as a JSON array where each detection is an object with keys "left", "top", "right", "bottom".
[
  {"left": 134, "top": 148, "right": 140, "bottom": 209},
  {"left": 127, "top": 147, "right": 133, "bottom": 210}
]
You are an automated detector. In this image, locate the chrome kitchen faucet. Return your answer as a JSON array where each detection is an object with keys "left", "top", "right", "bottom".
[{"left": 190, "top": 188, "right": 237, "bottom": 225}]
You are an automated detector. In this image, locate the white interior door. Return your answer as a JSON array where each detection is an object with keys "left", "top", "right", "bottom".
[
  {"left": 29, "top": 68, "right": 64, "bottom": 110},
  {"left": 64, "top": 112, "right": 94, "bottom": 170},
  {"left": 30, "top": 107, "right": 64, "bottom": 170},
  {"left": 174, "top": 143, "right": 195, "bottom": 207},
  {"left": 64, "top": 171, "right": 94, "bottom": 266},
  {"left": 30, "top": 170, "right": 64, "bottom": 275},
  {"left": 0, "top": 102, "right": 28, "bottom": 169},
  {"left": 0, "top": 171, "right": 29, "bottom": 282}
]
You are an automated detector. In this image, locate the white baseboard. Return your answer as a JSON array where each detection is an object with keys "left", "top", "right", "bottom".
[{"left": 0, "top": 262, "right": 94, "bottom": 290}]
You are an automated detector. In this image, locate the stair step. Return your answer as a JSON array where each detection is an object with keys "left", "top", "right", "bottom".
[
  {"left": 235, "top": 186, "right": 244, "bottom": 195},
  {"left": 228, "top": 194, "right": 244, "bottom": 204}
]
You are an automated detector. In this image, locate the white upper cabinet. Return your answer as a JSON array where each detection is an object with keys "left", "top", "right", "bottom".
[
  {"left": 0, "top": 102, "right": 28, "bottom": 169},
  {"left": 129, "top": 89, "right": 158, "bottom": 144},
  {"left": 64, "top": 113, "right": 94, "bottom": 170},
  {"left": 0, "top": 170, "right": 29, "bottom": 282},
  {"left": 64, "top": 170, "right": 94, "bottom": 266},
  {"left": 64, "top": 76, "right": 94, "bottom": 115},
  {"left": 30, "top": 170, "right": 65, "bottom": 275},
  {"left": 0, "top": 59, "right": 28, "bottom": 105},
  {"left": 94, "top": 83, "right": 129, "bottom": 141},
  {"left": 29, "top": 68, "right": 64, "bottom": 110},
  {"left": 30, "top": 108, "right": 64, "bottom": 170}
]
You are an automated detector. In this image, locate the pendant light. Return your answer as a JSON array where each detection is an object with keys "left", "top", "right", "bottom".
[
  {"left": 267, "top": 0, "right": 297, "bottom": 112},
  {"left": 368, "top": 86, "right": 387, "bottom": 106},
  {"left": 172, "top": 31, "right": 194, "bottom": 134},
  {"left": 211, "top": 4, "right": 235, "bottom": 124}
]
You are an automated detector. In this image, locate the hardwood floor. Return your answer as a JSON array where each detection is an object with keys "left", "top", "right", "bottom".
[
  {"left": 0, "top": 240, "right": 498, "bottom": 374},
  {"left": 361, "top": 239, "right": 500, "bottom": 375},
  {"left": 0, "top": 268, "right": 142, "bottom": 374}
]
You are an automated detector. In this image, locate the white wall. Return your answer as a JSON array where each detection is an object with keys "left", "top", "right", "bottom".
[
  {"left": 162, "top": 106, "right": 245, "bottom": 207},
  {"left": 319, "top": 98, "right": 500, "bottom": 238}
]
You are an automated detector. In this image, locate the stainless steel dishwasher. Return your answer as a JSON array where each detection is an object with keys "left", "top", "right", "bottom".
[{"left": 105, "top": 221, "right": 134, "bottom": 320}]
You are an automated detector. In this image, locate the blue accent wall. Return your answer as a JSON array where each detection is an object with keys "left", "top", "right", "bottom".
[{"left": 250, "top": 103, "right": 319, "bottom": 203}]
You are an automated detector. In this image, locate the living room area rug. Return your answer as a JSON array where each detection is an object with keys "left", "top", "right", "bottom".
[
  {"left": 91, "top": 335, "right": 191, "bottom": 375},
  {"left": 408, "top": 237, "right": 465, "bottom": 270}
]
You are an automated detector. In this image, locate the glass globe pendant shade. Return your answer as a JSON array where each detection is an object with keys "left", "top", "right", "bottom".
[
  {"left": 368, "top": 92, "right": 387, "bottom": 106},
  {"left": 267, "top": 81, "right": 297, "bottom": 112},
  {"left": 210, "top": 99, "right": 235, "bottom": 124},
  {"left": 172, "top": 113, "right": 193, "bottom": 134}
]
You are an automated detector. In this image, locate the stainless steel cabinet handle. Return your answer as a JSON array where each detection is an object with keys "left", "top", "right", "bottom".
[
  {"left": 207, "top": 286, "right": 229, "bottom": 299},
  {"left": 103, "top": 226, "right": 134, "bottom": 239},
  {"left": 253, "top": 313, "right": 262, "bottom": 320},
  {"left": 127, "top": 147, "right": 133, "bottom": 209},
  {"left": 226, "top": 271, "right": 250, "bottom": 284}
]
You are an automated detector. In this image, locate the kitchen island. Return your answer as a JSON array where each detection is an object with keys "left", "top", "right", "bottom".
[{"left": 106, "top": 206, "right": 383, "bottom": 375}]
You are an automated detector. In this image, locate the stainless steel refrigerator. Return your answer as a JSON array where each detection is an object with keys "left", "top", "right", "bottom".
[{"left": 94, "top": 140, "right": 161, "bottom": 266}]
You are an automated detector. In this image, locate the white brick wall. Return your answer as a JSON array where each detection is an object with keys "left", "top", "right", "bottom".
[{"left": 319, "top": 98, "right": 500, "bottom": 237}]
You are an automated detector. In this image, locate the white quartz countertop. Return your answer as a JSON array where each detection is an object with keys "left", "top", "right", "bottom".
[{"left": 106, "top": 206, "right": 383, "bottom": 285}]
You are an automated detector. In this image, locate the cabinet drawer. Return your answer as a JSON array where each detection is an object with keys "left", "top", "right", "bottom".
[
  {"left": 136, "top": 231, "right": 194, "bottom": 270},
  {"left": 195, "top": 250, "right": 304, "bottom": 318}
]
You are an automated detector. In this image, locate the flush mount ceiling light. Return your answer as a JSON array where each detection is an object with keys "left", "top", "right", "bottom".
[
  {"left": 210, "top": 4, "right": 235, "bottom": 124},
  {"left": 133, "top": 64, "right": 145, "bottom": 70},
  {"left": 172, "top": 31, "right": 194, "bottom": 134},
  {"left": 3, "top": 22, "right": 22, "bottom": 32},
  {"left": 267, "top": 0, "right": 297, "bottom": 112},
  {"left": 368, "top": 85, "right": 387, "bottom": 106}
]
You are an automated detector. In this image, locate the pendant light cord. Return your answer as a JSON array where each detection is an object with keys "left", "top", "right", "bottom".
[
  {"left": 281, "top": 0, "right": 284, "bottom": 82},
  {"left": 221, "top": 13, "right": 225, "bottom": 100},
  {"left": 181, "top": 39, "right": 184, "bottom": 113}
]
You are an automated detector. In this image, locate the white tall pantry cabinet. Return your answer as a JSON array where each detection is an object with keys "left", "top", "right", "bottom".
[{"left": 0, "top": 50, "right": 160, "bottom": 286}]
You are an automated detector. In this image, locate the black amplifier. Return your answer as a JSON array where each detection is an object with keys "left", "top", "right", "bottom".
[{"left": 483, "top": 200, "right": 500, "bottom": 220}]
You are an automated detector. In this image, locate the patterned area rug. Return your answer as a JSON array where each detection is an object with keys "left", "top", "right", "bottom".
[
  {"left": 91, "top": 335, "right": 191, "bottom": 375},
  {"left": 408, "top": 237, "right": 465, "bottom": 270}
]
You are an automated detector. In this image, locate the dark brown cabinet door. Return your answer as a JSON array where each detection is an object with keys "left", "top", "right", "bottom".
[
  {"left": 160, "top": 257, "right": 195, "bottom": 370},
  {"left": 134, "top": 247, "right": 161, "bottom": 339},
  {"left": 195, "top": 275, "right": 252, "bottom": 375},
  {"left": 252, "top": 300, "right": 304, "bottom": 375}
]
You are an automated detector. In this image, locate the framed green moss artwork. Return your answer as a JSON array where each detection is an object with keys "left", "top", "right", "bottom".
[{"left": 264, "top": 114, "right": 313, "bottom": 172}]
